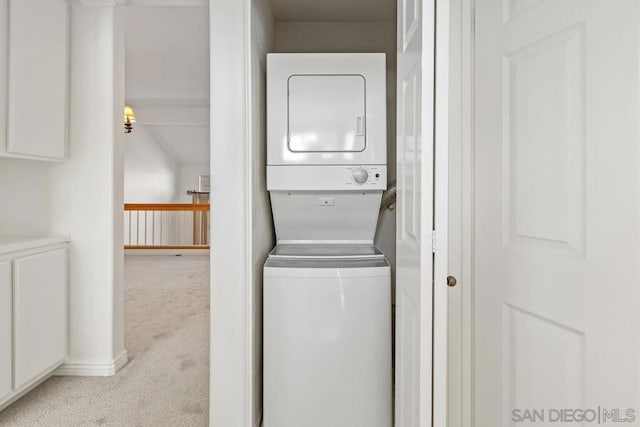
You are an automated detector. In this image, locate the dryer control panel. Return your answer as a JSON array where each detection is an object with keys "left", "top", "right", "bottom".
[
  {"left": 268, "top": 165, "right": 387, "bottom": 191},
  {"left": 345, "top": 166, "right": 384, "bottom": 186}
]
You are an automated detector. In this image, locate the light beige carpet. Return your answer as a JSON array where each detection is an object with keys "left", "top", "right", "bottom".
[{"left": 0, "top": 254, "right": 210, "bottom": 427}]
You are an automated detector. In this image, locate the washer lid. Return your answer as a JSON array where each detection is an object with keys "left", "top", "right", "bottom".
[
  {"left": 269, "top": 243, "right": 384, "bottom": 259},
  {"left": 265, "top": 256, "right": 389, "bottom": 271}
]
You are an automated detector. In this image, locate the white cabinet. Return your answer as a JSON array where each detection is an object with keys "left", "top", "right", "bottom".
[
  {"left": 0, "top": 0, "right": 68, "bottom": 161},
  {"left": 0, "top": 238, "right": 68, "bottom": 410},
  {"left": 0, "top": 261, "right": 11, "bottom": 403},
  {"left": 13, "top": 249, "right": 67, "bottom": 390}
]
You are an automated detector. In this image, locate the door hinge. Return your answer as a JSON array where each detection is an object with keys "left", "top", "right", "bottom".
[{"left": 432, "top": 230, "right": 437, "bottom": 253}]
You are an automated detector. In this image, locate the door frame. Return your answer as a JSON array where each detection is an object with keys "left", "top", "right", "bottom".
[
  {"left": 433, "top": 0, "right": 451, "bottom": 425},
  {"left": 447, "top": 0, "right": 474, "bottom": 426},
  {"left": 209, "top": 0, "right": 256, "bottom": 426},
  {"left": 209, "top": 0, "right": 457, "bottom": 426}
]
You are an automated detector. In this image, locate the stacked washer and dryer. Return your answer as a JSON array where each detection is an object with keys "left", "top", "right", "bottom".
[{"left": 263, "top": 53, "right": 392, "bottom": 427}]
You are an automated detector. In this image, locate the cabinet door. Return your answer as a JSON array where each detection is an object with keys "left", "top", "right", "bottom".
[
  {"left": 6, "top": 0, "right": 68, "bottom": 160},
  {"left": 13, "top": 249, "right": 67, "bottom": 390},
  {"left": 0, "top": 261, "right": 11, "bottom": 402}
]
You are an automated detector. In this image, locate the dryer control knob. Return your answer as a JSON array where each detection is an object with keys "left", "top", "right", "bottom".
[{"left": 352, "top": 168, "right": 369, "bottom": 184}]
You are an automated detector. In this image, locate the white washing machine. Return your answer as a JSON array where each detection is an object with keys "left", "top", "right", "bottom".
[
  {"left": 264, "top": 246, "right": 391, "bottom": 427},
  {"left": 264, "top": 53, "right": 391, "bottom": 427}
]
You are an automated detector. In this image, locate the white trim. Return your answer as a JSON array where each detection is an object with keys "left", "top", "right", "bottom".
[
  {"left": 53, "top": 350, "right": 128, "bottom": 377},
  {"left": 124, "top": 249, "right": 210, "bottom": 256},
  {"left": 79, "top": 0, "right": 127, "bottom": 6},
  {"left": 418, "top": 1, "right": 436, "bottom": 423},
  {"left": 446, "top": 1, "right": 463, "bottom": 426},
  {"left": 136, "top": 121, "right": 209, "bottom": 127},
  {"left": 209, "top": 0, "right": 252, "bottom": 426},
  {"left": 179, "top": 162, "right": 211, "bottom": 168},
  {"left": 461, "top": 0, "right": 475, "bottom": 425},
  {"left": 121, "top": 0, "right": 208, "bottom": 6},
  {"left": 81, "top": 0, "right": 207, "bottom": 6},
  {"left": 447, "top": 0, "right": 474, "bottom": 425},
  {"left": 125, "top": 97, "right": 210, "bottom": 108},
  {"left": 433, "top": 0, "right": 451, "bottom": 426},
  {"left": 242, "top": 0, "right": 252, "bottom": 424}
]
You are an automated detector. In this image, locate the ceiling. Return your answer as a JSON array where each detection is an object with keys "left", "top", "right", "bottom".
[
  {"left": 124, "top": 6, "right": 210, "bottom": 166},
  {"left": 270, "top": 0, "right": 396, "bottom": 22},
  {"left": 125, "top": 6, "right": 209, "bottom": 101},
  {"left": 150, "top": 125, "right": 210, "bottom": 165}
]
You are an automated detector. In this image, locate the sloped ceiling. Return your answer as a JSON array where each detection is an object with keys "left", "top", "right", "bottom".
[
  {"left": 150, "top": 125, "right": 210, "bottom": 165},
  {"left": 124, "top": 5, "right": 210, "bottom": 166},
  {"left": 270, "top": 0, "right": 396, "bottom": 22}
]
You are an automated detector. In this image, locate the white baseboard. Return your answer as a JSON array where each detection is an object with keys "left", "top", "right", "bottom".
[{"left": 53, "top": 350, "right": 128, "bottom": 377}]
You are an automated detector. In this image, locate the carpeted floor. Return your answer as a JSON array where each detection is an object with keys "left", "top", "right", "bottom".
[{"left": 0, "top": 254, "right": 210, "bottom": 427}]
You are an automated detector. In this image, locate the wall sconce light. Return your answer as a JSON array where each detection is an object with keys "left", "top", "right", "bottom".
[{"left": 124, "top": 105, "right": 136, "bottom": 134}]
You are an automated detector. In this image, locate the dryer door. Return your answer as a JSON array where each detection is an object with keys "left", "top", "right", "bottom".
[
  {"left": 288, "top": 75, "right": 366, "bottom": 153},
  {"left": 267, "top": 53, "right": 387, "bottom": 166}
]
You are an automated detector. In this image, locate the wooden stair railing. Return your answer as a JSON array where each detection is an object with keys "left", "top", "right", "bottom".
[{"left": 124, "top": 203, "right": 210, "bottom": 249}]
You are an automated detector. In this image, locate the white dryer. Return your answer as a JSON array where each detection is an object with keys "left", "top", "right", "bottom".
[{"left": 264, "top": 53, "right": 391, "bottom": 427}]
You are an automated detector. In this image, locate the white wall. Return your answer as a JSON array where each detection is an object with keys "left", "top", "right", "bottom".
[
  {"left": 124, "top": 125, "right": 180, "bottom": 203},
  {"left": 176, "top": 163, "right": 210, "bottom": 202},
  {"left": 274, "top": 20, "right": 397, "bottom": 281},
  {"left": 250, "top": 0, "right": 274, "bottom": 423},
  {"left": 0, "top": 158, "right": 53, "bottom": 237},
  {"left": 50, "top": 3, "right": 126, "bottom": 370}
]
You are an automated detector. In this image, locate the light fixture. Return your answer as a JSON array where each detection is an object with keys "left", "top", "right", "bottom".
[{"left": 124, "top": 105, "right": 136, "bottom": 134}]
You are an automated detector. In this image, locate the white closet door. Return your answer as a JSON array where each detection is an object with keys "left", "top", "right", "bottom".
[
  {"left": 395, "top": 0, "right": 442, "bottom": 425},
  {"left": 6, "top": 0, "right": 68, "bottom": 160},
  {"left": 474, "top": 0, "right": 640, "bottom": 424}
]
